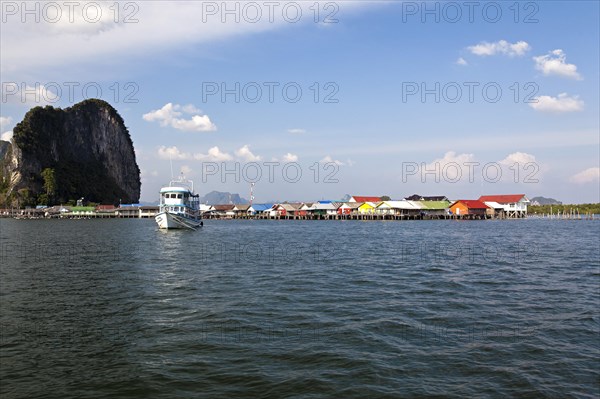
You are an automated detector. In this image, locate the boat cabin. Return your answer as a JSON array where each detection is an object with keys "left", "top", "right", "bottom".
[{"left": 159, "top": 186, "right": 200, "bottom": 216}]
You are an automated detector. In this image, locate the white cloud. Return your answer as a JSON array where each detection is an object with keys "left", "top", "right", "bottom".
[
  {"left": 34, "top": 2, "right": 127, "bottom": 36},
  {"left": 272, "top": 152, "right": 299, "bottom": 162},
  {"left": 144, "top": 103, "right": 178, "bottom": 126},
  {"left": 30, "top": 84, "right": 59, "bottom": 103},
  {"left": 1, "top": 84, "right": 59, "bottom": 105},
  {"left": 498, "top": 152, "right": 542, "bottom": 181},
  {"left": 1, "top": 131, "right": 14, "bottom": 141},
  {"left": 194, "top": 146, "right": 233, "bottom": 162},
  {"left": 456, "top": 57, "right": 468, "bottom": 66},
  {"left": 499, "top": 152, "right": 537, "bottom": 165},
  {"left": 422, "top": 151, "right": 545, "bottom": 183},
  {"left": 157, "top": 146, "right": 190, "bottom": 160},
  {"left": 529, "top": 93, "right": 584, "bottom": 113},
  {"left": 0, "top": 116, "right": 13, "bottom": 130},
  {"left": 158, "top": 145, "right": 234, "bottom": 161},
  {"left": 282, "top": 153, "right": 299, "bottom": 162},
  {"left": 429, "top": 151, "right": 475, "bottom": 165},
  {"left": 287, "top": 128, "right": 306, "bottom": 134},
  {"left": 426, "top": 151, "right": 476, "bottom": 180},
  {"left": 170, "top": 115, "right": 216, "bottom": 132},
  {"left": 181, "top": 104, "right": 202, "bottom": 114},
  {"left": 320, "top": 155, "right": 345, "bottom": 166},
  {"left": 571, "top": 167, "right": 600, "bottom": 184},
  {"left": 1, "top": 2, "right": 374, "bottom": 76},
  {"left": 143, "top": 103, "right": 216, "bottom": 132},
  {"left": 235, "top": 145, "right": 261, "bottom": 162},
  {"left": 533, "top": 49, "right": 582, "bottom": 80},
  {"left": 467, "top": 40, "right": 530, "bottom": 57}
]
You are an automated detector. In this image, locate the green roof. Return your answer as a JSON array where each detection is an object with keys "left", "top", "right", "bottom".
[{"left": 417, "top": 200, "right": 450, "bottom": 210}]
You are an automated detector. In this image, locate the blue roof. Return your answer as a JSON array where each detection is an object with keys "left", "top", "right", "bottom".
[
  {"left": 251, "top": 203, "right": 273, "bottom": 211},
  {"left": 318, "top": 200, "right": 333, "bottom": 204}
]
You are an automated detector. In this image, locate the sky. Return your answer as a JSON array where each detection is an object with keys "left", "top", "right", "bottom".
[{"left": 1, "top": 0, "right": 599, "bottom": 204}]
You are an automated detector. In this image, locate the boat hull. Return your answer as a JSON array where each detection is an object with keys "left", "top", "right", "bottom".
[{"left": 155, "top": 212, "right": 201, "bottom": 229}]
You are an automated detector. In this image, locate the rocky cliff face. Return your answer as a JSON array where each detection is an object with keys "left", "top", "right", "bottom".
[{"left": 0, "top": 99, "right": 140, "bottom": 207}]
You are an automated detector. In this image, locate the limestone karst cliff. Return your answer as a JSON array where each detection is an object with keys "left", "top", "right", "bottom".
[{"left": 0, "top": 99, "right": 140, "bottom": 207}]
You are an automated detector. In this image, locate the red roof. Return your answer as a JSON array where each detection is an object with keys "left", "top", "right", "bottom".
[
  {"left": 478, "top": 194, "right": 526, "bottom": 204},
  {"left": 351, "top": 196, "right": 381, "bottom": 203},
  {"left": 452, "top": 200, "right": 489, "bottom": 209}
]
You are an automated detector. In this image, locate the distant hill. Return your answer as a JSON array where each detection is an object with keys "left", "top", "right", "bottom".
[
  {"left": 530, "top": 196, "right": 562, "bottom": 205},
  {"left": 200, "top": 191, "right": 248, "bottom": 205}
]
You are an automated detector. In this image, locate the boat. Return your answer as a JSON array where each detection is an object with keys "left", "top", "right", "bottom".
[{"left": 155, "top": 175, "right": 202, "bottom": 230}]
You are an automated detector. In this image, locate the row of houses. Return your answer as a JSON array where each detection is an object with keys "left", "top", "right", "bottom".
[
  {"left": 202, "top": 194, "right": 530, "bottom": 219},
  {"left": 6, "top": 204, "right": 160, "bottom": 219},
  {"left": 4, "top": 194, "right": 529, "bottom": 220}
]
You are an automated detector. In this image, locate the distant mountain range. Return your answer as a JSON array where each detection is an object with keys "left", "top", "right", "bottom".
[
  {"left": 199, "top": 191, "right": 248, "bottom": 205},
  {"left": 530, "top": 196, "right": 562, "bottom": 205}
]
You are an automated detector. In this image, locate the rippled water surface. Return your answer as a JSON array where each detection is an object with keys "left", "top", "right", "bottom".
[{"left": 1, "top": 218, "right": 598, "bottom": 398}]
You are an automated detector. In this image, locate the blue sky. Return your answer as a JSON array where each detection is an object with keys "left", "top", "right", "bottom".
[{"left": 1, "top": 1, "right": 598, "bottom": 203}]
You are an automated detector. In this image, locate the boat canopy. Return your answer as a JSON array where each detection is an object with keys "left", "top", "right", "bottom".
[{"left": 160, "top": 186, "right": 191, "bottom": 194}]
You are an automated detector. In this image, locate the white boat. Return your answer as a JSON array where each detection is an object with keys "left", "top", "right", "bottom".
[{"left": 155, "top": 176, "right": 202, "bottom": 230}]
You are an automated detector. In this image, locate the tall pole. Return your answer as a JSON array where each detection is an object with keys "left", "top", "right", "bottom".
[{"left": 250, "top": 182, "right": 255, "bottom": 207}]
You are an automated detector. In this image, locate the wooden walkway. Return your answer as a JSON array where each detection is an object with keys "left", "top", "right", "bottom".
[
  {"left": 2, "top": 210, "right": 594, "bottom": 221},
  {"left": 207, "top": 214, "right": 497, "bottom": 221}
]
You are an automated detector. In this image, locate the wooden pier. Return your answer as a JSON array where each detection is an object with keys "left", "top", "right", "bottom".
[
  {"left": 1, "top": 209, "right": 595, "bottom": 221},
  {"left": 205, "top": 213, "right": 495, "bottom": 221}
]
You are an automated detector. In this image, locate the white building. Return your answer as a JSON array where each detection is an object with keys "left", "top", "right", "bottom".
[{"left": 478, "top": 194, "right": 529, "bottom": 218}]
